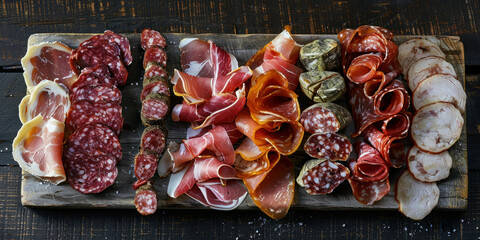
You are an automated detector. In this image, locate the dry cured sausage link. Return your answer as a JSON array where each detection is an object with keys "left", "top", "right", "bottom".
[
  {"left": 304, "top": 133, "right": 352, "bottom": 161},
  {"left": 134, "top": 181, "right": 157, "bottom": 215},
  {"left": 141, "top": 93, "right": 170, "bottom": 125},
  {"left": 300, "top": 102, "right": 352, "bottom": 134},
  {"left": 143, "top": 46, "right": 167, "bottom": 69},
  {"left": 141, "top": 125, "right": 167, "bottom": 156},
  {"left": 134, "top": 152, "right": 159, "bottom": 181}
]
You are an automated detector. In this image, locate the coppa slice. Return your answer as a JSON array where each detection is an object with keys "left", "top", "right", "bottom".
[
  {"left": 396, "top": 171, "right": 439, "bottom": 220},
  {"left": 19, "top": 80, "right": 70, "bottom": 124},
  {"left": 12, "top": 115, "right": 66, "bottom": 184},
  {"left": 304, "top": 133, "right": 352, "bottom": 161},
  {"left": 21, "top": 42, "right": 77, "bottom": 92}
]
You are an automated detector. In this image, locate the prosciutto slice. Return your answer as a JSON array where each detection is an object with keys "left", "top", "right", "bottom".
[
  {"left": 12, "top": 115, "right": 66, "bottom": 184},
  {"left": 186, "top": 179, "right": 248, "bottom": 210}
]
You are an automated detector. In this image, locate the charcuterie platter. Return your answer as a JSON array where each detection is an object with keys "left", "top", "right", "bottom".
[{"left": 20, "top": 33, "right": 467, "bottom": 211}]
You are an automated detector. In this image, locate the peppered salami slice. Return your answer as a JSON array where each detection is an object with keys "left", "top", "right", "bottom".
[
  {"left": 141, "top": 125, "right": 167, "bottom": 156},
  {"left": 141, "top": 80, "right": 170, "bottom": 101},
  {"left": 144, "top": 62, "right": 168, "bottom": 80},
  {"left": 141, "top": 93, "right": 170, "bottom": 125},
  {"left": 70, "top": 38, "right": 120, "bottom": 73},
  {"left": 70, "top": 84, "right": 121, "bottom": 104},
  {"left": 298, "top": 159, "right": 350, "bottom": 195},
  {"left": 64, "top": 123, "right": 122, "bottom": 162},
  {"left": 304, "top": 133, "right": 352, "bottom": 161},
  {"left": 134, "top": 152, "right": 159, "bottom": 181},
  {"left": 66, "top": 100, "right": 123, "bottom": 135},
  {"left": 64, "top": 150, "right": 118, "bottom": 194},
  {"left": 135, "top": 182, "right": 157, "bottom": 215},
  {"left": 300, "top": 102, "right": 352, "bottom": 134},
  {"left": 143, "top": 46, "right": 167, "bottom": 68},
  {"left": 141, "top": 29, "right": 166, "bottom": 50}
]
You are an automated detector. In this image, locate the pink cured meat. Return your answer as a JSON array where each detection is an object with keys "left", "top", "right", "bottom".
[
  {"left": 363, "top": 125, "right": 407, "bottom": 168},
  {"left": 186, "top": 123, "right": 243, "bottom": 145},
  {"left": 64, "top": 123, "right": 122, "bottom": 162},
  {"left": 302, "top": 160, "right": 350, "bottom": 195},
  {"left": 70, "top": 65, "right": 116, "bottom": 93},
  {"left": 144, "top": 62, "right": 167, "bottom": 80},
  {"left": 103, "top": 30, "right": 133, "bottom": 65},
  {"left": 143, "top": 46, "right": 167, "bottom": 68},
  {"left": 64, "top": 150, "right": 118, "bottom": 194},
  {"left": 134, "top": 152, "right": 159, "bottom": 181},
  {"left": 350, "top": 141, "right": 389, "bottom": 182},
  {"left": 349, "top": 79, "right": 409, "bottom": 137},
  {"left": 348, "top": 175, "right": 390, "bottom": 205},
  {"left": 141, "top": 80, "right": 170, "bottom": 101},
  {"left": 346, "top": 53, "right": 383, "bottom": 83},
  {"left": 141, "top": 29, "right": 166, "bottom": 50},
  {"left": 193, "top": 157, "right": 238, "bottom": 182},
  {"left": 141, "top": 93, "right": 169, "bottom": 124},
  {"left": 186, "top": 179, "right": 247, "bottom": 210},
  {"left": 253, "top": 59, "right": 302, "bottom": 91},
  {"left": 70, "top": 84, "right": 121, "bottom": 104},
  {"left": 66, "top": 100, "right": 123, "bottom": 135},
  {"left": 135, "top": 182, "right": 157, "bottom": 215},
  {"left": 304, "top": 133, "right": 352, "bottom": 161},
  {"left": 141, "top": 125, "right": 167, "bottom": 156}
]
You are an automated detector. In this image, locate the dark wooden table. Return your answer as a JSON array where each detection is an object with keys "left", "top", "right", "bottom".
[{"left": 1, "top": 0, "right": 479, "bottom": 239}]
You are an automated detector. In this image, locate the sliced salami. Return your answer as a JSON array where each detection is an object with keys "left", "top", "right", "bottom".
[
  {"left": 349, "top": 141, "right": 389, "bottom": 182},
  {"left": 63, "top": 123, "right": 122, "bottom": 162},
  {"left": 304, "top": 132, "right": 352, "bottom": 161},
  {"left": 412, "top": 74, "right": 466, "bottom": 112},
  {"left": 66, "top": 100, "right": 123, "bottom": 135},
  {"left": 141, "top": 29, "right": 167, "bottom": 50},
  {"left": 143, "top": 46, "right": 167, "bottom": 68},
  {"left": 407, "top": 56, "right": 456, "bottom": 90},
  {"left": 411, "top": 102, "right": 463, "bottom": 153},
  {"left": 398, "top": 38, "right": 445, "bottom": 74},
  {"left": 300, "top": 102, "right": 352, "bottom": 134},
  {"left": 105, "top": 57, "right": 129, "bottom": 86},
  {"left": 144, "top": 62, "right": 168, "bottom": 80},
  {"left": 70, "top": 65, "right": 116, "bottom": 93},
  {"left": 141, "top": 80, "right": 170, "bottom": 101},
  {"left": 407, "top": 146, "right": 452, "bottom": 182},
  {"left": 70, "top": 38, "right": 120, "bottom": 75},
  {"left": 103, "top": 30, "right": 133, "bottom": 65},
  {"left": 141, "top": 125, "right": 167, "bottom": 156},
  {"left": 141, "top": 93, "right": 170, "bottom": 125},
  {"left": 134, "top": 182, "right": 157, "bottom": 215},
  {"left": 348, "top": 175, "right": 390, "bottom": 206},
  {"left": 363, "top": 125, "right": 408, "bottom": 168},
  {"left": 70, "top": 84, "right": 121, "bottom": 104},
  {"left": 134, "top": 152, "right": 159, "bottom": 181},
  {"left": 297, "top": 159, "right": 349, "bottom": 195},
  {"left": 396, "top": 170, "right": 439, "bottom": 220},
  {"left": 64, "top": 150, "right": 118, "bottom": 194}
]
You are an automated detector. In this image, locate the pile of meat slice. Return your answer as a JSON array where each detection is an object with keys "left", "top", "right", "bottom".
[
  {"left": 338, "top": 26, "right": 410, "bottom": 205},
  {"left": 63, "top": 31, "right": 131, "bottom": 194},
  {"left": 165, "top": 37, "right": 251, "bottom": 210},
  {"left": 395, "top": 39, "right": 465, "bottom": 220},
  {"left": 133, "top": 29, "right": 170, "bottom": 215}
]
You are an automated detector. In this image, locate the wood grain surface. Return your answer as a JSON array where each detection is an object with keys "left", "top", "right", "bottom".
[
  {"left": 17, "top": 33, "right": 468, "bottom": 211},
  {"left": 0, "top": 0, "right": 479, "bottom": 239}
]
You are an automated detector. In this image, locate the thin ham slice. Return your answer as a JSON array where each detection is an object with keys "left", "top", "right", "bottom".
[
  {"left": 252, "top": 59, "right": 302, "bottom": 90},
  {"left": 186, "top": 179, "right": 247, "bottom": 210},
  {"left": 193, "top": 157, "right": 239, "bottom": 182}
]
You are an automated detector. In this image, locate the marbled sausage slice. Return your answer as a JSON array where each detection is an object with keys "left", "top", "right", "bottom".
[
  {"left": 396, "top": 171, "right": 439, "bottom": 220},
  {"left": 412, "top": 74, "right": 466, "bottom": 112},
  {"left": 407, "top": 146, "right": 452, "bottom": 182},
  {"left": 407, "top": 56, "right": 456, "bottom": 90},
  {"left": 398, "top": 39, "right": 445, "bottom": 75}
]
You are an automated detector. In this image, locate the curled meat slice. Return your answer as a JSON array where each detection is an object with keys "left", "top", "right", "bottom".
[
  {"left": 19, "top": 80, "right": 70, "bottom": 124},
  {"left": 398, "top": 38, "right": 445, "bottom": 75},
  {"left": 348, "top": 174, "right": 390, "bottom": 206},
  {"left": 186, "top": 179, "right": 248, "bottom": 210},
  {"left": 411, "top": 102, "right": 463, "bottom": 153},
  {"left": 12, "top": 115, "right": 66, "bottom": 184},
  {"left": 412, "top": 74, "right": 466, "bottom": 112},
  {"left": 234, "top": 149, "right": 280, "bottom": 178},
  {"left": 407, "top": 146, "right": 452, "bottom": 182},
  {"left": 350, "top": 141, "right": 389, "bottom": 182},
  {"left": 346, "top": 53, "right": 383, "bottom": 83},
  {"left": 407, "top": 56, "right": 456, "bottom": 90},
  {"left": 304, "top": 133, "right": 352, "bottom": 161},
  {"left": 21, "top": 42, "right": 77, "bottom": 92},
  {"left": 396, "top": 171, "right": 440, "bottom": 220},
  {"left": 363, "top": 125, "right": 409, "bottom": 168}
]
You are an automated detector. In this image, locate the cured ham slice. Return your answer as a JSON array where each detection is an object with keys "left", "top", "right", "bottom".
[
  {"left": 396, "top": 171, "right": 440, "bottom": 220},
  {"left": 398, "top": 39, "right": 445, "bottom": 75},
  {"left": 407, "top": 146, "right": 452, "bottom": 182},
  {"left": 252, "top": 59, "right": 302, "bottom": 90},
  {"left": 12, "top": 115, "right": 66, "bottom": 184},
  {"left": 186, "top": 179, "right": 247, "bottom": 210},
  {"left": 406, "top": 56, "right": 456, "bottom": 90},
  {"left": 412, "top": 74, "right": 466, "bottom": 112},
  {"left": 186, "top": 123, "right": 242, "bottom": 145},
  {"left": 167, "top": 162, "right": 196, "bottom": 198},
  {"left": 244, "top": 156, "right": 295, "bottom": 219},
  {"left": 411, "top": 102, "right": 463, "bottom": 153},
  {"left": 19, "top": 80, "right": 70, "bottom": 124},
  {"left": 193, "top": 157, "right": 238, "bottom": 182},
  {"left": 21, "top": 42, "right": 77, "bottom": 92},
  {"left": 157, "top": 142, "right": 178, "bottom": 178},
  {"left": 235, "top": 149, "right": 280, "bottom": 178}
]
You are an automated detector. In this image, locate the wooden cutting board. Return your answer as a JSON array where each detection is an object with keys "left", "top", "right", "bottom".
[{"left": 20, "top": 33, "right": 467, "bottom": 210}]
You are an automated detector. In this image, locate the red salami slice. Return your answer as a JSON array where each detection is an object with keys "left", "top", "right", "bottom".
[
  {"left": 141, "top": 80, "right": 170, "bottom": 101},
  {"left": 134, "top": 152, "right": 159, "bottom": 181},
  {"left": 71, "top": 65, "right": 116, "bottom": 93},
  {"left": 380, "top": 111, "right": 411, "bottom": 137},
  {"left": 299, "top": 159, "right": 349, "bottom": 195},
  {"left": 134, "top": 182, "right": 157, "bottom": 215},
  {"left": 103, "top": 30, "right": 133, "bottom": 65},
  {"left": 64, "top": 123, "right": 122, "bottom": 162},
  {"left": 144, "top": 62, "right": 168, "bottom": 80},
  {"left": 346, "top": 53, "right": 383, "bottom": 83},
  {"left": 64, "top": 150, "right": 118, "bottom": 194},
  {"left": 350, "top": 141, "right": 389, "bottom": 182},
  {"left": 141, "top": 125, "right": 167, "bottom": 156},
  {"left": 70, "top": 84, "right": 121, "bottom": 104},
  {"left": 300, "top": 103, "right": 352, "bottom": 134},
  {"left": 105, "top": 57, "right": 128, "bottom": 86},
  {"left": 141, "top": 93, "right": 170, "bottom": 125},
  {"left": 363, "top": 125, "right": 407, "bottom": 167},
  {"left": 70, "top": 38, "right": 120, "bottom": 75},
  {"left": 348, "top": 175, "right": 390, "bottom": 205},
  {"left": 304, "top": 133, "right": 352, "bottom": 161},
  {"left": 141, "top": 29, "right": 166, "bottom": 50},
  {"left": 143, "top": 46, "right": 167, "bottom": 68},
  {"left": 66, "top": 100, "right": 123, "bottom": 135}
]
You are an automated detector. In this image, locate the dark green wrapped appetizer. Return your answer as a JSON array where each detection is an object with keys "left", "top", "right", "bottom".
[
  {"left": 299, "top": 39, "right": 341, "bottom": 71},
  {"left": 299, "top": 70, "right": 346, "bottom": 103}
]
